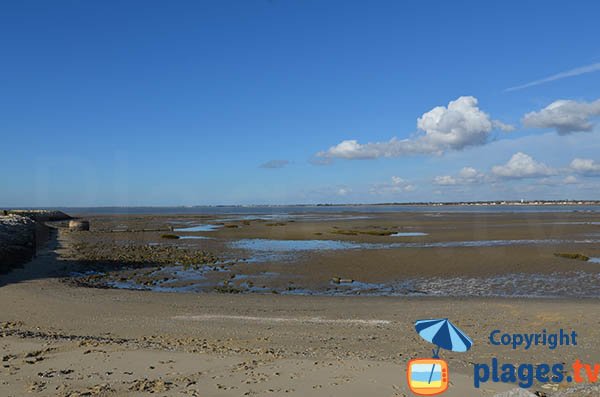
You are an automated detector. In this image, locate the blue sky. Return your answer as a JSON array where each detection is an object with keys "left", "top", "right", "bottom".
[{"left": 2, "top": 1, "right": 600, "bottom": 206}]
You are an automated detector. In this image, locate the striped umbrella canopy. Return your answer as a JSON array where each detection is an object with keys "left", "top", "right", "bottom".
[{"left": 415, "top": 318, "right": 473, "bottom": 355}]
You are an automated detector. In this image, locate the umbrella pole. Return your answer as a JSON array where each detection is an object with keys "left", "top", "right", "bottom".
[{"left": 427, "top": 346, "right": 441, "bottom": 384}]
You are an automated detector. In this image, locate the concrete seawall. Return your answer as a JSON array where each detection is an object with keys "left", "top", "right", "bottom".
[{"left": 0, "top": 210, "right": 71, "bottom": 273}]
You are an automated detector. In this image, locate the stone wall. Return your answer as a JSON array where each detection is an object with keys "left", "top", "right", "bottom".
[
  {"left": 0, "top": 215, "right": 41, "bottom": 273},
  {"left": 5, "top": 210, "right": 71, "bottom": 222}
]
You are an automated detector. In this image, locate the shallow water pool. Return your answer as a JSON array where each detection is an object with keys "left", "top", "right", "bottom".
[
  {"left": 174, "top": 224, "right": 221, "bottom": 232},
  {"left": 230, "top": 239, "right": 363, "bottom": 251},
  {"left": 229, "top": 238, "right": 600, "bottom": 253}
]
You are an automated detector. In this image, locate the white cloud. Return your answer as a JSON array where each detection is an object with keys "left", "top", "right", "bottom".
[
  {"left": 260, "top": 159, "right": 289, "bottom": 169},
  {"left": 570, "top": 158, "right": 600, "bottom": 175},
  {"left": 434, "top": 167, "right": 485, "bottom": 186},
  {"left": 522, "top": 99, "right": 600, "bottom": 135},
  {"left": 317, "top": 96, "right": 511, "bottom": 160},
  {"left": 337, "top": 187, "right": 351, "bottom": 196},
  {"left": 391, "top": 176, "right": 404, "bottom": 185},
  {"left": 433, "top": 175, "right": 457, "bottom": 185},
  {"left": 491, "top": 152, "right": 555, "bottom": 179},
  {"left": 505, "top": 62, "right": 600, "bottom": 92},
  {"left": 370, "top": 176, "right": 416, "bottom": 194},
  {"left": 317, "top": 137, "right": 433, "bottom": 160},
  {"left": 492, "top": 120, "right": 516, "bottom": 132},
  {"left": 416, "top": 96, "right": 494, "bottom": 149},
  {"left": 390, "top": 176, "right": 416, "bottom": 192},
  {"left": 458, "top": 167, "right": 485, "bottom": 182},
  {"left": 563, "top": 175, "right": 578, "bottom": 184}
]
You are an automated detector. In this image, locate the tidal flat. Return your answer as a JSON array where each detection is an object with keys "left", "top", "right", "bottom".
[{"left": 60, "top": 210, "right": 600, "bottom": 297}]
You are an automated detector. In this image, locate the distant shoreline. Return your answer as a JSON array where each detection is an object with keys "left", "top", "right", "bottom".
[
  {"left": 6, "top": 200, "right": 600, "bottom": 211},
  {"left": 316, "top": 200, "right": 600, "bottom": 207}
]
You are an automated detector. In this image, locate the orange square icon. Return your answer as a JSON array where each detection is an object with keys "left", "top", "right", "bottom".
[{"left": 406, "top": 358, "right": 449, "bottom": 396}]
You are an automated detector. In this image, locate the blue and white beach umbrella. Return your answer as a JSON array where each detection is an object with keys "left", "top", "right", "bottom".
[{"left": 415, "top": 318, "right": 473, "bottom": 357}]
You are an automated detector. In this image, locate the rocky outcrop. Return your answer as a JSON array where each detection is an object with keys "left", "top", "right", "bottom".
[
  {"left": 0, "top": 215, "right": 39, "bottom": 273},
  {"left": 4, "top": 210, "right": 71, "bottom": 222}
]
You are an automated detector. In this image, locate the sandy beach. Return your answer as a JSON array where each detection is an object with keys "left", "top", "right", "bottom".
[{"left": 1, "top": 211, "right": 599, "bottom": 396}]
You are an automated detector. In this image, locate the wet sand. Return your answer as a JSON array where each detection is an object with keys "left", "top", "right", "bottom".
[
  {"left": 63, "top": 211, "right": 600, "bottom": 296},
  {"left": 1, "top": 212, "right": 600, "bottom": 396}
]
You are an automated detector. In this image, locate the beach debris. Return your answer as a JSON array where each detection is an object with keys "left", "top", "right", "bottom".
[{"left": 331, "top": 277, "right": 354, "bottom": 284}]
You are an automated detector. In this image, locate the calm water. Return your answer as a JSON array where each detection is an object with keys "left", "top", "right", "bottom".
[
  {"left": 173, "top": 224, "right": 221, "bottom": 232},
  {"left": 48, "top": 204, "right": 600, "bottom": 216},
  {"left": 229, "top": 238, "right": 600, "bottom": 252}
]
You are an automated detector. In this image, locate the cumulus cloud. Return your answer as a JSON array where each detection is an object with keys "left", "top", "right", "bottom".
[
  {"left": 370, "top": 176, "right": 416, "bottom": 194},
  {"left": 434, "top": 167, "right": 485, "bottom": 186},
  {"left": 570, "top": 158, "right": 600, "bottom": 175},
  {"left": 317, "top": 96, "right": 512, "bottom": 160},
  {"left": 260, "top": 159, "right": 289, "bottom": 169},
  {"left": 522, "top": 99, "right": 600, "bottom": 134},
  {"left": 491, "top": 152, "right": 555, "bottom": 179},
  {"left": 458, "top": 167, "right": 485, "bottom": 182},
  {"left": 416, "top": 96, "right": 495, "bottom": 149},
  {"left": 563, "top": 175, "right": 578, "bottom": 184}
]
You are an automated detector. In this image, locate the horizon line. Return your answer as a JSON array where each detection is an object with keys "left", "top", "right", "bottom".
[{"left": 5, "top": 199, "right": 600, "bottom": 210}]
